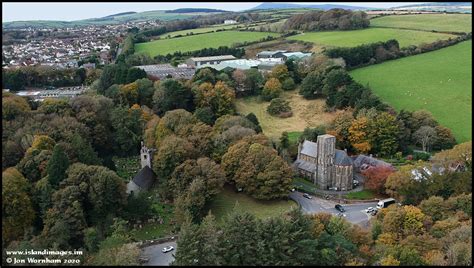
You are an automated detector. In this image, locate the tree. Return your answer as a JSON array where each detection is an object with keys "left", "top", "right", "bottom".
[
  {"left": 348, "top": 116, "right": 371, "bottom": 154},
  {"left": 380, "top": 255, "right": 400, "bottom": 266},
  {"left": 362, "top": 166, "right": 394, "bottom": 194},
  {"left": 261, "top": 78, "right": 283, "bottom": 101},
  {"left": 222, "top": 141, "right": 292, "bottom": 200},
  {"left": 152, "top": 79, "right": 194, "bottom": 116},
  {"left": 270, "top": 64, "right": 290, "bottom": 82},
  {"left": 2, "top": 168, "right": 35, "bottom": 246},
  {"left": 280, "top": 132, "right": 290, "bottom": 149},
  {"left": 37, "top": 98, "right": 72, "bottom": 116},
  {"left": 152, "top": 135, "right": 197, "bottom": 181},
  {"left": 194, "top": 107, "right": 216, "bottom": 125},
  {"left": 281, "top": 77, "right": 296, "bottom": 91},
  {"left": 299, "top": 71, "right": 325, "bottom": 99},
  {"left": 193, "top": 81, "right": 235, "bottom": 117},
  {"left": 433, "top": 125, "right": 456, "bottom": 151},
  {"left": 47, "top": 144, "right": 70, "bottom": 188},
  {"left": 110, "top": 105, "right": 144, "bottom": 155},
  {"left": 243, "top": 68, "right": 264, "bottom": 94},
  {"left": 232, "top": 69, "right": 246, "bottom": 91},
  {"left": 419, "top": 196, "right": 446, "bottom": 222},
  {"left": 369, "top": 112, "right": 400, "bottom": 157},
  {"left": 70, "top": 133, "right": 102, "bottom": 165},
  {"left": 245, "top": 113, "right": 262, "bottom": 133},
  {"left": 413, "top": 126, "right": 437, "bottom": 152},
  {"left": 126, "top": 67, "right": 147, "bottom": 83},
  {"left": 170, "top": 157, "right": 225, "bottom": 198}
]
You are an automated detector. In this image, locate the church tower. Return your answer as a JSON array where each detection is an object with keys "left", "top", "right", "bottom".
[
  {"left": 140, "top": 141, "right": 153, "bottom": 169},
  {"left": 316, "top": 134, "right": 336, "bottom": 189}
]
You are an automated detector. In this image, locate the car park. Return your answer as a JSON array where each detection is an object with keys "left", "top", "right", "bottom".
[
  {"left": 335, "top": 204, "right": 345, "bottom": 212},
  {"left": 162, "top": 246, "right": 174, "bottom": 253},
  {"left": 303, "top": 193, "right": 312, "bottom": 199}
]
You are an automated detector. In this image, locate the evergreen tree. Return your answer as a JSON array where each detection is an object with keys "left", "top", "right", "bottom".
[
  {"left": 47, "top": 144, "right": 70, "bottom": 188},
  {"left": 71, "top": 133, "right": 102, "bottom": 165}
]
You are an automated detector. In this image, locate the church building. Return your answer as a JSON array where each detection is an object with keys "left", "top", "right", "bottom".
[
  {"left": 293, "top": 134, "right": 353, "bottom": 191},
  {"left": 126, "top": 142, "right": 157, "bottom": 194}
]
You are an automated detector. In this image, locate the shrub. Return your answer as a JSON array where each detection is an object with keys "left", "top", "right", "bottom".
[{"left": 267, "top": 98, "right": 293, "bottom": 118}]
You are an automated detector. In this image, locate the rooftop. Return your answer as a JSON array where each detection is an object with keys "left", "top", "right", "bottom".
[{"left": 189, "top": 55, "right": 236, "bottom": 62}]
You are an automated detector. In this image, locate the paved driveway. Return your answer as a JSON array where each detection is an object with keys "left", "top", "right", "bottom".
[
  {"left": 141, "top": 241, "right": 177, "bottom": 266},
  {"left": 290, "top": 191, "right": 378, "bottom": 226}
]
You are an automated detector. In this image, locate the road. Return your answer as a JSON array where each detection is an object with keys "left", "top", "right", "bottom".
[
  {"left": 141, "top": 241, "right": 177, "bottom": 266},
  {"left": 289, "top": 191, "right": 378, "bottom": 226}
]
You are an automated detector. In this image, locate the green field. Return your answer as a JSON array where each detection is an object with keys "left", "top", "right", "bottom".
[
  {"left": 135, "top": 31, "right": 279, "bottom": 56},
  {"left": 371, "top": 14, "right": 472, "bottom": 33},
  {"left": 207, "top": 186, "right": 297, "bottom": 221},
  {"left": 287, "top": 27, "right": 456, "bottom": 48},
  {"left": 351, "top": 40, "right": 472, "bottom": 143},
  {"left": 345, "top": 189, "right": 377, "bottom": 200}
]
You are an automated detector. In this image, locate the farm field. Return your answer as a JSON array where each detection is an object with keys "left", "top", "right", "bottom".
[
  {"left": 370, "top": 14, "right": 472, "bottom": 33},
  {"left": 135, "top": 31, "right": 279, "bottom": 57},
  {"left": 351, "top": 40, "right": 472, "bottom": 143},
  {"left": 235, "top": 90, "right": 337, "bottom": 140},
  {"left": 207, "top": 186, "right": 297, "bottom": 221},
  {"left": 287, "top": 27, "right": 456, "bottom": 48}
]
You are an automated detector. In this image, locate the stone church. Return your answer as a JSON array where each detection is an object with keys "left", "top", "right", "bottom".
[
  {"left": 126, "top": 142, "right": 157, "bottom": 194},
  {"left": 293, "top": 134, "right": 353, "bottom": 191}
]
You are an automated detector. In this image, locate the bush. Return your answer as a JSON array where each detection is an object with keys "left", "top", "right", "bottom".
[
  {"left": 413, "top": 151, "right": 431, "bottom": 161},
  {"left": 281, "top": 77, "right": 296, "bottom": 91},
  {"left": 267, "top": 98, "right": 293, "bottom": 118}
]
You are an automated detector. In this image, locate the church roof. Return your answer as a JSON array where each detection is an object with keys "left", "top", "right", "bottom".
[
  {"left": 294, "top": 159, "right": 317, "bottom": 173},
  {"left": 353, "top": 155, "right": 391, "bottom": 169},
  {"left": 132, "top": 165, "right": 156, "bottom": 190},
  {"left": 335, "top": 150, "right": 353, "bottom": 166},
  {"left": 300, "top": 140, "right": 318, "bottom": 158}
]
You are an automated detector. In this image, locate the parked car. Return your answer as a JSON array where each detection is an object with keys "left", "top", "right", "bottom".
[
  {"left": 370, "top": 210, "right": 378, "bottom": 216},
  {"left": 303, "top": 193, "right": 312, "bottom": 199},
  {"left": 335, "top": 204, "right": 345, "bottom": 212},
  {"left": 365, "top": 207, "right": 375, "bottom": 213},
  {"left": 162, "top": 246, "right": 174, "bottom": 253},
  {"left": 353, "top": 180, "right": 360, "bottom": 186},
  {"left": 337, "top": 212, "right": 346, "bottom": 217}
]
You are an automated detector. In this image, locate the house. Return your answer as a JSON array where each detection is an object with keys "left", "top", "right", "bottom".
[
  {"left": 352, "top": 154, "right": 393, "bottom": 172},
  {"left": 293, "top": 135, "right": 354, "bottom": 191},
  {"left": 126, "top": 142, "right": 157, "bottom": 194},
  {"left": 186, "top": 55, "right": 237, "bottom": 68},
  {"left": 224, "top": 20, "right": 237, "bottom": 24}
]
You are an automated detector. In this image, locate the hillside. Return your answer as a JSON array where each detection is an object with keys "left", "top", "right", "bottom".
[{"left": 250, "top": 2, "right": 370, "bottom": 11}]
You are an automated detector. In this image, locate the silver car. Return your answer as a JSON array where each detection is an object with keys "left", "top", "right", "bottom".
[{"left": 162, "top": 246, "right": 174, "bottom": 253}]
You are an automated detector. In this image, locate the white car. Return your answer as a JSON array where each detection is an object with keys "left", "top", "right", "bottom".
[
  {"left": 162, "top": 246, "right": 174, "bottom": 253},
  {"left": 303, "top": 193, "right": 312, "bottom": 199},
  {"left": 365, "top": 207, "right": 375, "bottom": 213}
]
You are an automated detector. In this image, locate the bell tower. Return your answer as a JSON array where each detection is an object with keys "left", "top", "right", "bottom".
[{"left": 140, "top": 141, "right": 153, "bottom": 169}]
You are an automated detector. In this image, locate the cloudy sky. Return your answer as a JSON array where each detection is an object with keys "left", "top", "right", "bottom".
[{"left": 2, "top": 2, "right": 425, "bottom": 22}]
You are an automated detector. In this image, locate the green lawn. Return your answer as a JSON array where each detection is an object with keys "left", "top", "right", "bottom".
[
  {"left": 288, "top": 131, "right": 302, "bottom": 144},
  {"left": 158, "top": 25, "right": 242, "bottom": 38},
  {"left": 370, "top": 14, "right": 472, "bottom": 33},
  {"left": 207, "top": 186, "right": 297, "bottom": 221},
  {"left": 135, "top": 31, "right": 279, "bottom": 57},
  {"left": 350, "top": 40, "right": 472, "bottom": 143},
  {"left": 345, "top": 189, "right": 376, "bottom": 200},
  {"left": 293, "top": 177, "right": 318, "bottom": 193},
  {"left": 287, "top": 27, "right": 456, "bottom": 48}
]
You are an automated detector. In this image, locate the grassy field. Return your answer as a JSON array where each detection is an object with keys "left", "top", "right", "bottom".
[
  {"left": 345, "top": 189, "right": 377, "bottom": 200},
  {"left": 208, "top": 186, "right": 297, "bottom": 221},
  {"left": 235, "top": 90, "right": 336, "bottom": 139},
  {"left": 288, "top": 131, "right": 302, "bottom": 144},
  {"left": 370, "top": 14, "right": 472, "bottom": 33},
  {"left": 287, "top": 27, "right": 456, "bottom": 48},
  {"left": 293, "top": 177, "right": 318, "bottom": 193},
  {"left": 351, "top": 40, "right": 472, "bottom": 143},
  {"left": 135, "top": 31, "right": 279, "bottom": 57}
]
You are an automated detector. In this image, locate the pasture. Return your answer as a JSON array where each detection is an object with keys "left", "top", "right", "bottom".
[
  {"left": 370, "top": 14, "right": 472, "bottom": 33},
  {"left": 135, "top": 31, "right": 279, "bottom": 57},
  {"left": 287, "top": 27, "right": 456, "bottom": 48},
  {"left": 235, "top": 90, "right": 337, "bottom": 140},
  {"left": 350, "top": 40, "right": 472, "bottom": 143},
  {"left": 207, "top": 185, "right": 297, "bottom": 221}
]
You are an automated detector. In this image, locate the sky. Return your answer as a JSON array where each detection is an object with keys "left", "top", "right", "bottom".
[{"left": 2, "top": 2, "right": 426, "bottom": 22}]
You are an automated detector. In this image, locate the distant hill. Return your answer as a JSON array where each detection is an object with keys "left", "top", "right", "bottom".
[
  {"left": 2, "top": 9, "right": 223, "bottom": 29},
  {"left": 165, "top": 8, "right": 227, "bottom": 13},
  {"left": 250, "top": 2, "right": 370, "bottom": 11},
  {"left": 102, "top": 11, "right": 137, "bottom": 18},
  {"left": 391, "top": 2, "right": 471, "bottom": 13}
]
